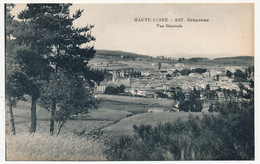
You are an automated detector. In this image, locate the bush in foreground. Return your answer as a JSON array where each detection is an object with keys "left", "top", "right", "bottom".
[
  {"left": 6, "top": 133, "right": 106, "bottom": 161},
  {"left": 105, "top": 100, "right": 254, "bottom": 160}
]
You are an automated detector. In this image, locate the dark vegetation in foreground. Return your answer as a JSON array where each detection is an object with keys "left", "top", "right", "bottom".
[{"left": 104, "top": 99, "right": 254, "bottom": 160}]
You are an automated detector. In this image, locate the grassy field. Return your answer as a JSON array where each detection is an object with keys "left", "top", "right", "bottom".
[
  {"left": 6, "top": 94, "right": 161, "bottom": 135},
  {"left": 97, "top": 94, "right": 173, "bottom": 106},
  {"left": 6, "top": 99, "right": 132, "bottom": 135},
  {"left": 6, "top": 133, "right": 106, "bottom": 161},
  {"left": 5, "top": 95, "right": 196, "bottom": 161},
  {"left": 98, "top": 94, "right": 174, "bottom": 114},
  {"left": 102, "top": 112, "right": 202, "bottom": 137},
  {"left": 99, "top": 100, "right": 147, "bottom": 114},
  {"left": 121, "top": 60, "right": 156, "bottom": 70},
  {"left": 6, "top": 95, "right": 187, "bottom": 136}
]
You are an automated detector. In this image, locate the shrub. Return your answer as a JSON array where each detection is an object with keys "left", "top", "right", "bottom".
[
  {"left": 180, "top": 69, "right": 191, "bottom": 76},
  {"left": 105, "top": 99, "right": 254, "bottom": 160},
  {"left": 191, "top": 68, "right": 207, "bottom": 74},
  {"left": 104, "top": 85, "right": 125, "bottom": 95},
  {"left": 178, "top": 91, "right": 203, "bottom": 112}
]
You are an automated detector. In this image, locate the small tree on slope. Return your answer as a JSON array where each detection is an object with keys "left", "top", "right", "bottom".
[{"left": 40, "top": 71, "right": 98, "bottom": 135}]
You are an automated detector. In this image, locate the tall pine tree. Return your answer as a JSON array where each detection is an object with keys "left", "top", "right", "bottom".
[
  {"left": 36, "top": 4, "right": 97, "bottom": 135},
  {"left": 5, "top": 4, "right": 28, "bottom": 135},
  {"left": 14, "top": 4, "right": 53, "bottom": 133},
  {"left": 14, "top": 4, "right": 99, "bottom": 134}
]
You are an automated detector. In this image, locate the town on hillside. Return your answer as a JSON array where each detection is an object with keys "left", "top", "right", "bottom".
[{"left": 90, "top": 50, "right": 254, "bottom": 113}]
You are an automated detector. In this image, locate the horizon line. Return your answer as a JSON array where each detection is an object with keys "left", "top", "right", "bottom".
[{"left": 95, "top": 48, "right": 254, "bottom": 60}]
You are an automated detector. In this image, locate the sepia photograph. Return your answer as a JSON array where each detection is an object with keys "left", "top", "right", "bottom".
[{"left": 3, "top": 2, "right": 255, "bottom": 162}]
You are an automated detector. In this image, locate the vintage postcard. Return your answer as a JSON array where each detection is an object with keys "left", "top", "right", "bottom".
[{"left": 3, "top": 2, "right": 255, "bottom": 162}]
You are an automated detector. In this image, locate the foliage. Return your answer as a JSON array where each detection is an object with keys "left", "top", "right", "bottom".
[
  {"left": 104, "top": 86, "right": 118, "bottom": 95},
  {"left": 155, "top": 91, "right": 168, "bottom": 99},
  {"left": 179, "top": 68, "right": 206, "bottom": 76},
  {"left": 106, "top": 99, "right": 254, "bottom": 160},
  {"left": 221, "top": 88, "right": 237, "bottom": 101},
  {"left": 178, "top": 58, "right": 185, "bottom": 63},
  {"left": 204, "top": 90, "right": 218, "bottom": 100},
  {"left": 39, "top": 71, "right": 99, "bottom": 135},
  {"left": 166, "top": 74, "right": 172, "bottom": 78},
  {"left": 212, "top": 99, "right": 254, "bottom": 159},
  {"left": 158, "top": 62, "right": 161, "bottom": 70},
  {"left": 129, "top": 71, "right": 141, "bottom": 78},
  {"left": 104, "top": 85, "right": 125, "bottom": 95},
  {"left": 249, "top": 79, "right": 254, "bottom": 88},
  {"left": 85, "top": 68, "right": 106, "bottom": 86},
  {"left": 179, "top": 88, "right": 203, "bottom": 112},
  {"left": 172, "top": 69, "right": 180, "bottom": 77},
  {"left": 245, "top": 66, "right": 254, "bottom": 78},
  {"left": 169, "top": 88, "right": 185, "bottom": 101},
  {"left": 188, "top": 58, "right": 209, "bottom": 62},
  {"left": 11, "top": 4, "right": 68, "bottom": 133},
  {"left": 6, "top": 5, "right": 26, "bottom": 101},
  {"left": 122, "top": 55, "right": 137, "bottom": 60},
  {"left": 14, "top": 5, "right": 54, "bottom": 98},
  {"left": 226, "top": 70, "right": 233, "bottom": 78},
  {"left": 179, "top": 99, "right": 203, "bottom": 112},
  {"left": 191, "top": 68, "right": 206, "bottom": 74},
  {"left": 5, "top": 4, "right": 30, "bottom": 104},
  {"left": 234, "top": 69, "right": 247, "bottom": 82},
  {"left": 180, "top": 69, "right": 191, "bottom": 76},
  {"left": 205, "top": 84, "right": 210, "bottom": 91},
  {"left": 12, "top": 4, "right": 98, "bottom": 133},
  {"left": 5, "top": 4, "right": 28, "bottom": 135},
  {"left": 208, "top": 103, "right": 214, "bottom": 113},
  {"left": 17, "top": 4, "right": 96, "bottom": 80}
]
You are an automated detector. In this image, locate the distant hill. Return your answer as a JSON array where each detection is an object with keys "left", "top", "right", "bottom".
[
  {"left": 188, "top": 57, "right": 209, "bottom": 62},
  {"left": 95, "top": 50, "right": 254, "bottom": 65},
  {"left": 212, "top": 56, "right": 254, "bottom": 66},
  {"left": 214, "top": 56, "right": 254, "bottom": 60},
  {"left": 95, "top": 49, "right": 148, "bottom": 58}
]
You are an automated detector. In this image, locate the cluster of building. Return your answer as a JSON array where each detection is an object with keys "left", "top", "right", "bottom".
[
  {"left": 91, "top": 58, "right": 256, "bottom": 114},
  {"left": 100, "top": 63, "right": 248, "bottom": 89}
]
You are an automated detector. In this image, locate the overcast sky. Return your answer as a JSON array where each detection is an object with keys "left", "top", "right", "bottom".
[{"left": 11, "top": 3, "right": 254, "bottom": 58}]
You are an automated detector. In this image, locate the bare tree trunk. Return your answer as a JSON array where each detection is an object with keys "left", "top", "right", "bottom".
[
  {"left": 30, "top": 95, "right": 37, "bottom": 133},
  {"left": 181, "top": 148, "right": 185, "bottom": 160},
  {"left": 191, "top": 149, "right": 195, "bottom": 160},
  {"left": 50, "top": 101, "right": 56, "bottom": 135},
  {"left": 56, "top": 121, "right": 65, "bottom": 136},
  {"left": 8, "top": 96, "right": 15, "bottom": 135}
]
